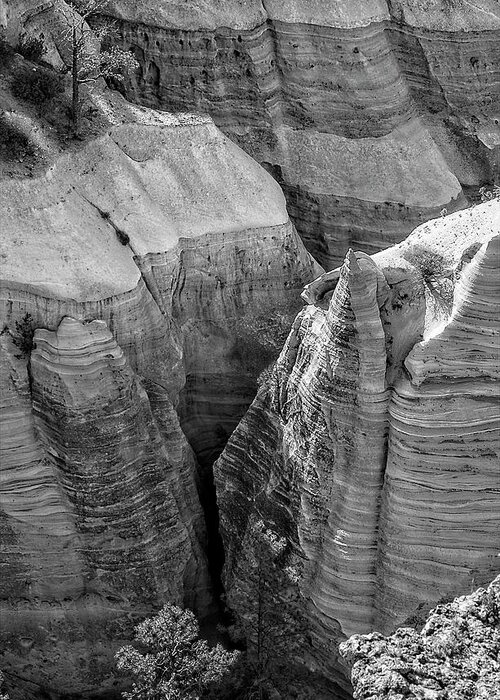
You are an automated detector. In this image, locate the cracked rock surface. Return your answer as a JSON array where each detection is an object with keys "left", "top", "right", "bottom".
[{"left": 341, "top": 575, "right": 500, "bottom": 700}]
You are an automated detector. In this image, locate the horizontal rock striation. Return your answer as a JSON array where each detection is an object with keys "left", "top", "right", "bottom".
[
  {"left": 0, "top": 105, "right": 320, "bottom": 696},
  {"left": 341, "top": 575, "right": 500, "bottom": 700},
  {"left": 29, "top": 317, "right": 209, "bottom": 606},
  {"left": 214, "top": 199, "right": 500, "bottom": 689},
  {"left": 96, "top": 0, "right": 500, "bottom": 268},
  {"left": 375, "top": 227, "right": 500, "bottom": 632},
  {"left": 0, "top": 317, "right": 211, "bottom": 696}
]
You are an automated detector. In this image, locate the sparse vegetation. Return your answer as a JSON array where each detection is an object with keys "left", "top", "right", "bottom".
[
  {"left": 0, "top": 671, "right": 9, "bottom": 700},
  {"left": 11, "top": 67, "right": 63, "bottom": 106},
  {"left": 0, "top": 115, "right": 35, "bottom": 161},
  {"left": 116, "top": 229, "right": 130, "bottom": 246},
  {"left": 226, "top": 519, "right": 307, "bottom": 700},
  {"left": 15, "top": 34, "right": 46, "bottom": 63},
  {"left": 12, "top": 313, "right": 35, "bottom": 356},
  {"left": 0, "top": 31, "right": 15, "bottom": 67},
  {"left": 404, "top": 245, "right": 453, "bottom": 307}
]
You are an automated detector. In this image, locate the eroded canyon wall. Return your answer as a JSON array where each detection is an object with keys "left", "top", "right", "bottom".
[
  {"left": 97, "top": 0, "right": 499, "bottom": 267},
  {"left": 0, "top": 107, "right": 321, "bottom": 696},
  {"left": 214, "top": 199, "right": 500, "bottom": 690}
]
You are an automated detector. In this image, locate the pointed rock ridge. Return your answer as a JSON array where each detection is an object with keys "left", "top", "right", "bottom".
[
  {"left": 30, "top": 316, "right": 210, "bottom": 609},
  {"left": 341, "top": 575, "right": 500, "bottom": 700},
  {"left": 0, "top": 317, "right": 211, "bottom": 697},
  {"left": 374, "top": 228, "right": 500, "bottom": 632},
  {"left": 215, "top": 248, "right": 390, "bottom": 689},
  {"left": 0, "top": 333, "right": 83, "bottom": 601},
  {"left": 215, "top": 201, "right": 500, "bottom": 688},
  {"left": 32, "top": 317, "right": 127, "bottom": 407},
  {"left": 287, "top": 249, "right": 391, "bottom": 638}
]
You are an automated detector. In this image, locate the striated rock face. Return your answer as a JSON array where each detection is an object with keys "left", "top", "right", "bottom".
[
  {"left": 98, "top": 0, "right": 500, "bottom": 267},
  {"left": 214, "top": 199, "right": 500, "bottom": 690},
  {"left": 341, "top": 575, "right": 500, "bottom": 700},
  {"left": 0, "top": 106, "right": 320, "bottom": 696},
  {"left": 0, "top": 317, "right": 210, "bottom": 696},
  {"left": 0, "top": 109, "right": 321, "bottom": 465}
]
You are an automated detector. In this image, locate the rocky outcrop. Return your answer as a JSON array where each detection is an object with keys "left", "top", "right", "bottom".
[
  {"left": 0, "top": 104, "right": 320, "bottom": 696},
  {"left": 214, "top": 199, "right": 500, "bottom": 689},
  {"left": 341, "top": 575, "right": 500, "bottom": 700},
  {"left": 96, "top": 0, "right": 499, "bottom": 267}
]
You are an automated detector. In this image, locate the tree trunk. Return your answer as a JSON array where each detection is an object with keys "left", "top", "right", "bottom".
[{"left": 72, "top": 26, "right": 79, "bottom": 137}]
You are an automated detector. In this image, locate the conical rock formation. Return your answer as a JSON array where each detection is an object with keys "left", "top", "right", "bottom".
[{"left": 214, "top": 199, "right": 500, "bottom": 689}]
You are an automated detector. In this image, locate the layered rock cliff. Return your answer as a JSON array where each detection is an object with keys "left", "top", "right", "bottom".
[
  {"left": 0, "top": 318, "right": 209, "bottom": 696},
  {"left": 214, "top": 199, "right": 500, "bottom": 691},
  {"left": 0, "top": 98, "right": 320, "bottom": 696},
  {"left": 94, "top": 0, "right": 500, "bottom": 267},
  {"left": 341, "top": 575, "right": 500, "bottom": 700}
]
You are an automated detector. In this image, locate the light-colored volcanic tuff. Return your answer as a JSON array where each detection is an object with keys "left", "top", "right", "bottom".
[
  {"left": 214, "top": 199, "right": 500, "bottom": 690},
  {"left": 0, "top": 109, "right": 320, "bottom": 696},
  {"left": 93, "top": 0, "right": 499, "bottom": 268}
]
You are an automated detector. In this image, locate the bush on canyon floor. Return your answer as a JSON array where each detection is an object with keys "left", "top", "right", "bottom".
[
  {"left": 0, "top": 116, "right": 36, "bottom": 161},
  {"left": 115, "top": 604, "right": 240, "bottom": 700},
  {"left": 11, "top": 66, "right": 64, "bottom": 106}
]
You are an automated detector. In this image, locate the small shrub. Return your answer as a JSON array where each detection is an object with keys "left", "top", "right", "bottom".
[
  {"left": 15, "top": 34, "right": 45, "bottom": 62},
  {"left": 11, "top": 67, "right": 63, "bottom": 106},
  {"left": 404, "top": 245, "right": 453, "bottom": 307},
  {"left": 116, "top": 229, "right": 130, "bottom": 246},
  {"left": 0, "top": 115, "right": 35, "bottom": 161},
  {"left": 115, "top": 603, "right": 239, "bottom": 700},
  {"left": 12, "top": 313, "right": 35, "bottom": 356},
  {"left": 0, "top": 32, "right": 15, "bottom": 67}
]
